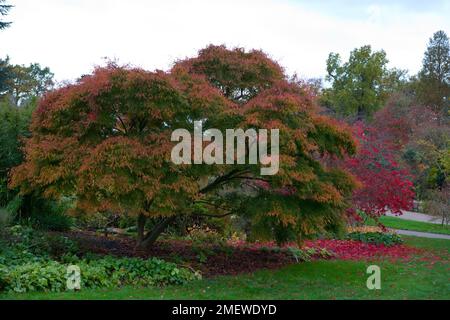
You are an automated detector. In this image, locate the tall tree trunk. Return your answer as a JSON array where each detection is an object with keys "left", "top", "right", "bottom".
[
  {"left": 356, "top": 105, "right": 364, "bottom": 121},
  {"left": 137, "top": 214, "right": 147, "bottom": 243},
  {"left": 136, "top": 215, "right": 176, "bottom": 250}
]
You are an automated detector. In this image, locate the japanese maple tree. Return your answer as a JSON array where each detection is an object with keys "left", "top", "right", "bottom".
[
  {"left": 341, "top": 94, "right": 416, "bottom": 221},
  {"left": 344, "top": 122, "right": 415, "bottom": 219},
  {"left": 11, "top": 46, "right": 358, "bottom": 248}
]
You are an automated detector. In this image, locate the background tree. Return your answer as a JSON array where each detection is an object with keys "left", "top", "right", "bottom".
[
  {"left": 0, "top": 61, "right": 55, "bottom": 222},
  {"left": 423, "top": 187, "right": 449, "bottom": 225},
  {"left": 416, "top": 30, "right": 450, "bottom": 122},
  {"left": 11, "top": 46, "right": 359, "bottom": 248},
  {"left": 0, "top": 56, "right": 12, "bottom": 94},
  {"left": 0, "top": 100, "right": 34, "bottom": 207},
  {"left": 362, "top": 88, "right": 448, "bottom": 222},
  {"left": 0, "top": 0, "right": 12, "bottom": 30},
  {"left": 1, "top": 63, "right": 54, "bottom": 106},
  {"left": 322, "top": 45, "right": 406, "bottom": 121},
  {"left": 403, "top": 113, "right": 449, "bottom": 196}
]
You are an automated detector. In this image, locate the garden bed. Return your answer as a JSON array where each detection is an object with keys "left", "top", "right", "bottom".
[
  {"left": 67, "top": 231, "right": 295, "bottom": 277},
  {"left": 65, "top": 231, "right": 431, "bottom": 278}
]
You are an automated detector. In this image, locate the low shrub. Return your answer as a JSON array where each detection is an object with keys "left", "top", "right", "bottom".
[
  {"left": 31, "top": 211, "right": 73, "bottom": 232},
  {"left": 347, "top": 226, "right": 384, "bottom": 233},
  {"left": 5, "top": 195, "right": 22, "bottom": 218},
  {"left": 30, "top": 198, "right": 74, "bottom": 232},
  {"left": 287, "top": 247, "right": 312, "bottom": 262},
  {"left": 187, "top": 225, "right": 226, "bottom": 246},
  {"left": 1, "top": 262, "right": 67, "bottom": 293},
  {"left": 4, "top": 195, "right": 73, "bottom": 232},
  {"left": 185, "top": 225, "right": 228, "bottom": 263},
  {"left": 0, "top": 225, "right": 78, "bottom": 265},
  {"left": 73, "top": 212, "right": 123, "bottom": 232},
  {"left": 0, "top": 225, "right": 201, "bottom": 293},
  {"left": 282, "top": 247, "right": 335, "bottom": 262},
  {"left": 346, "top": 231, "right": 403, "bottom": 246},
  {"left": 0, "top": 208, "right": 14, "bottom": 227},
  {"left": 0, "top": 256, "right": 201, "bottom": 293}
]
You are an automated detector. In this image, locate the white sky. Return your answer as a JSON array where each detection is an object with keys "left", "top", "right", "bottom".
[{"left": 1, "top": 0, "right": 449, "bottom": 83}]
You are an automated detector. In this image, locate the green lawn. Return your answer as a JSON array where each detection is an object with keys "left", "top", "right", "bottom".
[
  {"left": 1, "top": 236, "right": 449, "bottom": 300},
  {"left": 367, "top": 216, "right": 450, "bottom": 235},
  {"left": 401, "top": 235, "right": 450, "bottom": 251}
]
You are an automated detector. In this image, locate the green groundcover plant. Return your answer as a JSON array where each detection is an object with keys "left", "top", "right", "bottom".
[
  {"left": 346, "top": 231, "right": 403, "bottom": 247},
  {"left": 0, "top": 226, "right": 201, "bottom": 293}
]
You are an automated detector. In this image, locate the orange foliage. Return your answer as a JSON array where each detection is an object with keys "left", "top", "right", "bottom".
[{"left": 11, "top": 46, "right": 358, "bottom": 243}]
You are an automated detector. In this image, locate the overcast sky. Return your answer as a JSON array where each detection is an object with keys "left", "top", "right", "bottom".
[{"left": 1, "top": 0, "right": 449, "bottom": 83}]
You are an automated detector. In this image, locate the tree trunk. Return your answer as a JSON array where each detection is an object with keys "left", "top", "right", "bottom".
[
  {"left": 137, "top": 214, "right": 147, "bottom": 243},
  {"left": 296, "top": 234, "right": 304, "bottom": 248},
  {"left": 356, "top": 105, "right": 364, "bottom": 121},
  {"left": 136, "top": 215, "right": 176, "bottom": 250}
]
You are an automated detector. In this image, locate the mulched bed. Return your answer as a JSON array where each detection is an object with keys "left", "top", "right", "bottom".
[
  {"left": 65, "top": 231, "right": 437, "bottom": 278},
  {"left": 66, "top": 231, "right": 295, "bottom": 277}
]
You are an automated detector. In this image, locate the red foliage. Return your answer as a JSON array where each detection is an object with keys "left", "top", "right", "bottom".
[
  {"left": 230, "top": 239, "right": 421, "bottom": 261},
  {"left": 344, "top": 121, "right": 415, "bottom": 218},
  {"left": 305, "top": 239, "right": 419, "bottom": 261}
]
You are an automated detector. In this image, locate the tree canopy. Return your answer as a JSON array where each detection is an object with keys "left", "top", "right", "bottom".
[
  {"left": 11, "top": 45, "right": 358, "bottom": 248},
  {"left": 417, "top": 30, "right": 450, "bottom": 120},
  {"left": 0, "top": 0, "right": 12, "bottom": 30},
  {"left": 322, "top": 45, "right": 406, "bottom": 121},
  {"left": 0, "top": 61, "right": 54, "bottom": 106}
]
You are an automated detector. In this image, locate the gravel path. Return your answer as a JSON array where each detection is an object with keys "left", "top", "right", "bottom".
[
  {"left": 391, "top": 229, "right": 450, "bottom": 240},
  {"left": 386, "top": 210, "right": 443, "bottom": 225}
]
